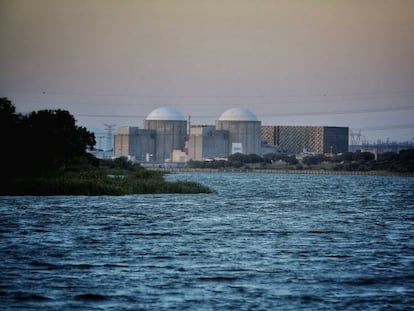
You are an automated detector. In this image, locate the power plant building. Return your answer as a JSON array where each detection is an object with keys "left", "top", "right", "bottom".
[
  {"left": 144, "top": 107, "right": 187, "bottom": 162},
  {"left": 114, "top": 106, "right": 349, "bottom": 163},
  {"left": 261, "top": 125, "right": 349, "bottom": 154},
  {"left": 216, "top": 108, "right": 262, "bottom": 155},
  {"left": 187, "top": 107, "right": 262, "bottom": 161},
  {"left": 188, "top": 126, "right": 229, "bottom": 160},
  {"left": 114, "top": 107, "right": 187, "bottom": 162},
  {"left": 113, "top": 127, "right": 155, "bottom": 161}
]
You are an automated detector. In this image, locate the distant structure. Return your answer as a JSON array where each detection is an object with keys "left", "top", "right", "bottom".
[
  {"left": 104, "top": 123, "right": 116, "bottom": 152},
  {"left": 114, "top": 126, "right": 155, "bottom": 161},
  {"left": 144, "top": 107, "right": 187, "bottom": 162},
  {"left": 261, "top": 125, "right": 349, "bottom": 154},
  {"left": 188, "top": 125, "right": 229, "bottom": 160},
  {"left": 113, "top": 107, "right": 187, "bottom": 163},
  {"left": 114, "top": 106, "right": 350, "bottom": 163},
  {"left": 188, "top": 107, "right": 262, "bottom": 161},
  {"left": 216, "top": 108, "right": 262, "bottom": 155}
]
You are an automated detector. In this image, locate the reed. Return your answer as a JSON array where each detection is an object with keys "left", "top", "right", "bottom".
[{"left": 1, "top": 170, "right": 212, "bottom": 196}]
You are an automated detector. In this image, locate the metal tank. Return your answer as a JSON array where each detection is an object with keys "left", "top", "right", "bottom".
[
  {"left": 144, "top": 107, "right": 187, "bottom": 162},
  {"left": 216, "top": 107, "right": 261, "bottom": 155}
]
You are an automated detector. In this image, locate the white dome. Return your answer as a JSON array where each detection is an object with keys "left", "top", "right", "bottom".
[
  {"left": 218, "top": 107, "right": 258, "bottom": 121},
  {"left": 146, "top": 107, "right": 185, "bottom": 121}
]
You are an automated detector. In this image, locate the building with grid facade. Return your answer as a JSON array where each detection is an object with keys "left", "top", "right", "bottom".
[{"left": 261, "top": 125, "right": 349, "bottom": 154}]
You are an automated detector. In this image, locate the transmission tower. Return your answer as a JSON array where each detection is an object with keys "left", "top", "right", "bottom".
[{"left": 104, "top": 124, "right": 116, "bottom": 155}]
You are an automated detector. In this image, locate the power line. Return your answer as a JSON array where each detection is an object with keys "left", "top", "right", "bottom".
[
  {"left": 358, "top": 124, "right": 414, "bottom": 131},
  {"left": 4, "top": 89, "right": 414, "bottom": 99},
  {"left": 75, "top": 105, "right": 414, "bottom": 119}
]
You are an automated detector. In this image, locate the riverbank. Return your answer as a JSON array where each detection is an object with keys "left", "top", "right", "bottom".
[
  {"left": 0, "top": 169, "right": 213, "bottom": 196},
  {"left": 150, "top": 167, "right": 414, "bottom": 177}
]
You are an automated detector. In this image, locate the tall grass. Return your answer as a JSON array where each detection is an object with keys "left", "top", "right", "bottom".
[{"left": 1, "top": 170, "right": 213, "bottom": 196}]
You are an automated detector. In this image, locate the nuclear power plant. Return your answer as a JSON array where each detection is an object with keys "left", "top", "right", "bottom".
[
  {"left": 144, "top": 107, "right": 187, "bottom": 162},
  {"left": 216, "top": 108, "right": 262, "bottom": 155},
  {"left": 113, "top": 107, "right": 349, "bottom": 163}
]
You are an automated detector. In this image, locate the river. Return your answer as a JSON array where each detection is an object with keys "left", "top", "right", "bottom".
[{"left": 1, "top": 172, "right": 413, "bottom": 310}]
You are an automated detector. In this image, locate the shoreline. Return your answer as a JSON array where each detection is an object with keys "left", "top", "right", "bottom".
[{"left": 150, "top": 167, "right": 414, "bottom": 177}]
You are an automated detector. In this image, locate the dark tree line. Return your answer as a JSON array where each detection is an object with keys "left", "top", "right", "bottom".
[
  {"left": 0, "top": 97, "right": 95, "bottom": 178},
  {"left": 188, "top": 150, "right": 414, "bottom": 172},
  {"left": 188, "top": 152, "right": 299, "bottom": 169},
  {"left": 302, "top": 150, "right": 414, "bottom": 172}
]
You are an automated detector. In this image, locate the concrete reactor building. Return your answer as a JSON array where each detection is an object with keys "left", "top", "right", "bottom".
[
  {"left": 114, "top": 105, "right": 349, "bottom": 163},
  {"left": 113, "top": 126, "right": 155, "bottom": 161},
  {"left": 114, "top": 107, "right": 187, "bottom": 163},
  {"left": 187, "top": 126, "right": 229, "bottom": 160},
  {"left": 187, "top": 107, "right": 262, "bottom": 161},
  {"left": 216, "top": 107, "right": 262, "bottom": 155},
  {"left": 144, "top": 107, "right": 187, "bottom": 162}
]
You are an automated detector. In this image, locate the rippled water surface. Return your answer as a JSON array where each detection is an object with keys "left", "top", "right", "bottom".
[{"left": 1, "top": 173, "right": 414, "bottom": 310}]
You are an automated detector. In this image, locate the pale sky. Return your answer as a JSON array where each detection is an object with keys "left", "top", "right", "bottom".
[{"left": 1, "top": 0, "right": 413, "bottom": 144}]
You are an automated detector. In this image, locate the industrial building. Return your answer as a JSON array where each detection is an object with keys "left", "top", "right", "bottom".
[
  {"left": 187, "top": 126, "right": 229, "bottom": 160},
  {"left": 113, "top": 126, "right": 155, "bottom": 162},
  {"left": 144, "top": 107, "right": 187, "bottom": 161},
  {"left": 114, "top": 106, "right": 349, "bottom": 163},
  {"left": 261, "top": 125, "right": 349, "bottom": 154},
  {"left": 187, "top": 107, "right": 262, "bottom": 160},
  {"left": 114, "top": 107, "right": 187, "bottom": 162},
  {"left": 216, "top": 107, "right": 262, "bottom": 155}
]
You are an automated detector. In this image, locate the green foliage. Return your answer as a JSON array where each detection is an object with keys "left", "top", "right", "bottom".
[
  {"left": 187, "top": 150, "right": 413, "bottom": 173},
  {"left": 227, "top": 152, "right": 273, "bottom": 167},
  {"left": 302, "top": 154, "right": 328, "bottom": 166},
  {"left": 24, "top": 109, "right": 95, "bottom": 172},
  {"left": 0, "top": 98, "right": 96, "bottom": 177},
  {"left": 0, "top": 97, "right": 17, "bottom": 121},
  {"left": 263, "top": 153, "right": 299, "bottom": 165},
  {"left": 227, "top": 153, "right": 250, "bottom": 164},
  {"left": 0, "top": 98, "right": 213, "bottom": 195},
  {"left": 375, "top": 149, "right": 414, "bottom": 172},
  {"left": 0, "top": 167, "right": 213, "bottom": 195},
  {"left": 332, "top": 152, "right": 354, "bottom": 162},
  {"left": 187, "top": 159, "right": 226, "bottom": 169},
  {"left": 353, "top": 151, "right": 375, "bottom": 162},
  {"left": 100, "top": 157, "right": 143, "bottom": 171}
]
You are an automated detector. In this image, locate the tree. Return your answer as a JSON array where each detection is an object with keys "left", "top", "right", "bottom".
[
  {"left": 228, "top": 152, "right": 250, "bottom": 163},
  {"left": 247, "top": 153, "right": 263, "bottom": 163},
  {"left": 263, "top": 153, "right": 298, "bottom": 165},
  {"left": 353, "top": 151, "right": 375, "bottom": 163},
  {"left": 0, "top": 98, "right": 25, "bottom": 177},
  {"left": 332, "top": 152, "right": 353, "bottom": 162},
  {"left": 0, "top": 99, "right": 96, "bottom": 177},
  {"left": 24, "top": 109, "right": 96, "bottom": 172},
  {"left": 302, "top": 154, "right": 327, "bottom": 166}
]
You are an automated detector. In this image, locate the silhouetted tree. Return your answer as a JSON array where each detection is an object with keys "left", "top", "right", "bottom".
[
  {"left": 353, "top": 151, "right": 375, "bottom": 163},
  {"left": 302, "top": 154, "right": 328, "bottom": 166},
  {"left": 0, "top": 99, "right": 96, "bottom": 177},
  {"left": 0, "top": 98, "right": 25, "bottom": 176}
]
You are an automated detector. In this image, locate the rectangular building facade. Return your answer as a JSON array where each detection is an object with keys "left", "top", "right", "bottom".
[
  {"left": 323, "top": 126, "right": 349, "bottom": 154},
  {"left": 188, "top": 126, "right": 229, "bottom": 160},
  {"left": 261, "top": 126, "right": 348, "bottom": 154},
  {"left": 114, "top": 127, "right": 156, "bottom": 161}
]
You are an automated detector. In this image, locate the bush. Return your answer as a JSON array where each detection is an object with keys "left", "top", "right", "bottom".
[{"left": 302, "top": 154, "right": 328, "bottom": 166}]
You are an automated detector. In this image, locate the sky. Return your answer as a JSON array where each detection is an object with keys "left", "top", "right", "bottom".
[{"left": 1, "top": 0, "right": 413, "bottom": 146}]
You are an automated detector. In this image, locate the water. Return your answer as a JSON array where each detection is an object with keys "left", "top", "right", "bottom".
[{"left": 1, "top": 172, "right": 413, "bottom": 310}]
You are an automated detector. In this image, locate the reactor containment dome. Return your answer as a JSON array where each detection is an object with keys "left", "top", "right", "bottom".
[
  {"left": 144, "top": 106, "right": 187, "bottom": 162},
  {"left": 216, "top": 107, "right": 261, "bottom": 155},
  {"left": 218, "top": 107, "right": 258, "bottom": 122},
  {"left": 146, "top": 106, "right": 186, "bottom": 121}
]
